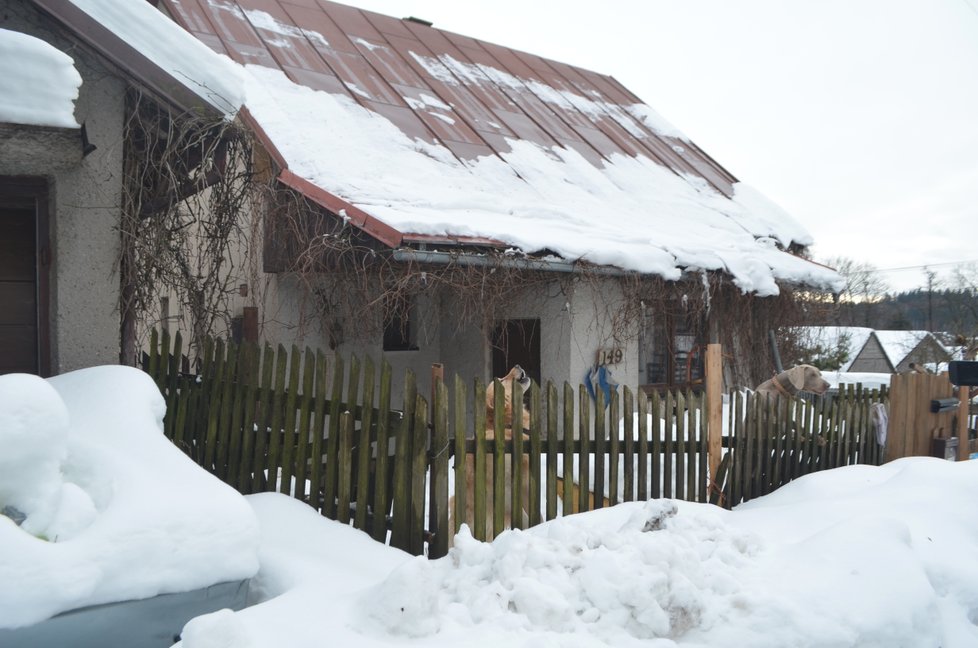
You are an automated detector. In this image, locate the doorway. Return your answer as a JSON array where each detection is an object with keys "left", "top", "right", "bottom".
[
  {"left": 491, "top": 319, "right": 541, "bottom": 385},
  {"left": 0, "top": 179, "right": 50, "bottom": 376}
]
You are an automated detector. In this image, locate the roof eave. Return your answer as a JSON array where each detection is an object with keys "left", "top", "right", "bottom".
[{"left": 31, "top": 0, "right": 225, "bottom": 119}]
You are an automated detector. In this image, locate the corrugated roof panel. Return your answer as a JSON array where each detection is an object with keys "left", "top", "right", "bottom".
[
  {"left": 277, "top": 2, "right": 358, "bottom": 54},
  {"left": 350, "top": 38, "right": 426, "bottom": 89},
  {"left": 162, "top": 0, "right": 736, "bottom": 196},
  {"left": 490, "top": 109, "right": 558, "bottom": 150},
  {"left": 165, "top": 0, "right": 218, "bottom": 33},
  {"left": 391, "top": 83, "right": 485, "bottom": 146},
  {"left": 437, "top": 37, "right": 593, "bottom": 154},
  {"left": 192, "top": 0, "right": 279, "bottom": 67},
  {"left": 439, "top": 139, "right": 496, "bottom": 161},
  {"left": 399, "top": 21, "right": 515, "bottom": 115},
  {"left": 362, "top": 100, "right": 437, "bottom": 144},
  {"left": 282, "top": 65, "right": 348, "bottom": 94},
  {"left": 316, "top": 0, "right": 382, "bottom": 40},
  {"left": 360, "top": 11, "right": 417, "bottom": 40},
  {"left": 323, "top": 47, "right": 404, "bottom": 105},
  {"left": 235, "top": 0, "right": 335, "bottom": 73}
]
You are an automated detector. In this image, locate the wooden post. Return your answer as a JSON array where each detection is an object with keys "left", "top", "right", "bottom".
[
  {"left": 431, "top": 363, "right": 444, "bottom": 421},
  {"left": 706, "top": 343, "right": 723, "bottom": 488},
  {"left": 959, "top": 385, "right": 971, "bottom": 461}
]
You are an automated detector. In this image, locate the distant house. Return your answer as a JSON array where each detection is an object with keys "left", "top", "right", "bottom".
[
  {"left": 871, "top": 330, "right": 951, "bottom": 373},
  {"left": 797, "top": 327, "right": 951, "bottom": 374},
  {"left": 2, "top": 0, "right": 842, "bottom": 398}
]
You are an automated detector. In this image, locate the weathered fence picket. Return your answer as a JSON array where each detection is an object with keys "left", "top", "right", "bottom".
[{"left": 144, "top": 331, "right": 889, "bottom": 559}]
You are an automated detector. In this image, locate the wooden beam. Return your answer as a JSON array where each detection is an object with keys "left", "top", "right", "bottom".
[{"left": 706, "top": 343, "right": 723, "bottom": 488}]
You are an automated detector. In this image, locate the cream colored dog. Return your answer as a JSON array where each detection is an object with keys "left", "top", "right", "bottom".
[
  {"left": 450, "top": 365, "right": 531, "bottom": 544},
  {"left": 755, "top": 364, "right": 830, "bottom": 400}
]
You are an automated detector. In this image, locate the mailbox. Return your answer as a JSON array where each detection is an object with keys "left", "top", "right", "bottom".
[
  {"left": 949, "top": 361, "right": 978, "bottom": 386},
  {"left": 930, "top": 397, "right": 960, "bottom": 413}
]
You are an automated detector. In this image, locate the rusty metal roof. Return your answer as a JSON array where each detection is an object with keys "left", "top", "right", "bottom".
[{"left": 161, "top": 0, "right": 738, "bottom": 207}]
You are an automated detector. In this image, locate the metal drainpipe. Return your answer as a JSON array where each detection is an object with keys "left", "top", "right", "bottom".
[{"left": 389, "top": 248, "right": 627, "bottom": 275}]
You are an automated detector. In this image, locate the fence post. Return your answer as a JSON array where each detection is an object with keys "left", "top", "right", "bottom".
[
  {"left": 959, "top": 384, "right": 971, "bottom": 461},
  {"left": 430, "top": 378, "right": 449, "bottom": 559},
  {"left": 705, "top": 343, "right": 723, "bottom": 489}
]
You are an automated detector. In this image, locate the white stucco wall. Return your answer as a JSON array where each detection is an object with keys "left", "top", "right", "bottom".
[{"left": 255, "top": 273, "right": 640, "bottom": 417}]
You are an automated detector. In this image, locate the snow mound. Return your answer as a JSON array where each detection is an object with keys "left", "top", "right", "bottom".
[
  {"left": 0, "top": 366, "right": 259, "bottom": 629},
  {"left": 364, "top": 500, "right": 759, "bottom": 642}
]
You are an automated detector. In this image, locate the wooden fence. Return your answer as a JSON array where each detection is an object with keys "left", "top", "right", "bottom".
[
  {"left": 716, "top": 386, "right": 886, "bottom": 508},
  {"left": 143, "top": 330, "right": 885, "bottom": 559}
]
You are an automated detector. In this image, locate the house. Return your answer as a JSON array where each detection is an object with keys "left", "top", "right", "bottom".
[
  {"left": 796, "top": 326, "right": 951, "bottom": 374},
  {"left": 0, "top": 0, "right": 244, "bottom": 377},
  {"left": 872, "top": 330, "right": 951, "bottom": 373},
  {"left": 2, "top": 0, "right": 841, "bottom": 401},
  {"left": 151, "top": 0, "right": 841, "bottom": 397}
]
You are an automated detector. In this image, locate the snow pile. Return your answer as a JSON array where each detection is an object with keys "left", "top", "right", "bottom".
[
  {"left": 178, "top": 493, "right": 410, "bottom": 648},
  {"left": 0, "top": 367, "right": 259, "bottom": 629},
  {"left": 179, "top": 457, "right": 978, "bottom": 647},
  {"left": 0, "top": 28, "right": 81, "bottom": 128},
  {"left": 365, "top": 500, "right": 756, "bottom": 643},
  {"left": 0, "top": 374, "right": 89, "bottom": 540},
  {"left": 242, "top": 64, "right": 842, "bottom": 296}
]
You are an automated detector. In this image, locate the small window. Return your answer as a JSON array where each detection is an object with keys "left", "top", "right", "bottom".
[{"left": 639, "top": 311, "right": 705, "bottom": 393}]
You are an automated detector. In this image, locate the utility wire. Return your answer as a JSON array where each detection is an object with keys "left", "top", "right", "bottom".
[{"left": 871, "top": 259, "right": 978, "bottom": 273}]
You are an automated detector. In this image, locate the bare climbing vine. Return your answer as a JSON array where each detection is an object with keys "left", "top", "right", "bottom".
[{"left": 119, "top": 90, "right": 260, "bottom": 364}]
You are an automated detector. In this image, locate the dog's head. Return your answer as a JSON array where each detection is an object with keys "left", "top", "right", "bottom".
[
  {"left": 485, "top": 365, "right": 531, "bottom": 425},
  {"left": 784, "top": 364, "right": 830, "bottom": 395},
  {"left": 503, "top": 364, "right": 531, "bottom": 390}
]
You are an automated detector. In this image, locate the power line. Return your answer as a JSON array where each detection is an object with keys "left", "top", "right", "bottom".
[
  {"left": 962, "top": 0, "right": 978, "bottom": 19},
  {"left": 872, "top": 259, "right": 978, "bottom": 273}
]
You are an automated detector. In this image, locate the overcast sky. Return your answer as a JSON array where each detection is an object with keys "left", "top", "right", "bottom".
[{"left": 345, "top": 0, "right": 978, "bottom": 293}]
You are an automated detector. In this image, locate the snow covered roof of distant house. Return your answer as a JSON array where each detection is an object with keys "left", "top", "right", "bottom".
[
  {"left": 0, "top": 29, "right": 82, "bottom": 128},
  {"left": 159, "top": 0, "right": 842, "bottom": 297},
  {"left": 27, "top": 0, "right": 244, "bottom": 117},
  {"left": 874, "top": 330, "right": 949, "bottom": 368},
  {"left": 794, "top": 326, "right": 875, "bottom": 371}
]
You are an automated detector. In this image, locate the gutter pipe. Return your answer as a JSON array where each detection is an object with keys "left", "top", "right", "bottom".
[{"left": 390, "top": 248, "right": 629, "bottom": 276}]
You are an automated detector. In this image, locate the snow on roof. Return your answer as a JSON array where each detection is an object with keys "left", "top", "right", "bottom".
[
  {"left": 0, "top": 28, "right": 81, "bottom": 128},
  {"left": 794, "top": 326, "right": 876, "bottom": 371},
  {"left": 162, "top": 0, "right": 842, "bottom": 296},
  {"left": 874, "top": 330, "right": 940, "bottom": 367},
  {"left": 0, "top": 368, "right": 258, "bottom": 628},
  {"left": 58, "top": 0, "right": 244, "bottom": 116}
]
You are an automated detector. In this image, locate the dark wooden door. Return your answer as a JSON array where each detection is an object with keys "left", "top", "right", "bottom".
[{"left": 0, "top": 179, "right": 49, "bottom": 376}]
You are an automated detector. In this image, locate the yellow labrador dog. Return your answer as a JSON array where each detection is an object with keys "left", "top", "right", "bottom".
[
  {"left": 755, "top": 364, "right": 830, "bottom": 400},
  {"left": 450, "top": 366, "right": 531, "bottom": 544}
]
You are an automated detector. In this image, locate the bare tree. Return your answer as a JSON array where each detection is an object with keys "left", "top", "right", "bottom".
[
  {"left": 823, "top": 256, "right": 889, "bottom": 326},
  {"left": 940, "top": 263, "right": 978, "bottom": 358}
]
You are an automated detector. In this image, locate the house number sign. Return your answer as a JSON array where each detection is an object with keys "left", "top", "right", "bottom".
[{"left": 596, "top": 348, "right": 623, "bottom": 365}]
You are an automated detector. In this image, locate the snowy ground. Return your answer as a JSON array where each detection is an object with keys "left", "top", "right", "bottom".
[
  {"left": 5, "top": 368, "right": 978, "bottom": 647},
  {"left": 175, "top": 457, "right": 978, "bottom": 648}
]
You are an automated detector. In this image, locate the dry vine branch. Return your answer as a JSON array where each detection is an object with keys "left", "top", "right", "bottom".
[{"left": 120, "top": 90, "right": 259, "bottom": 364}]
